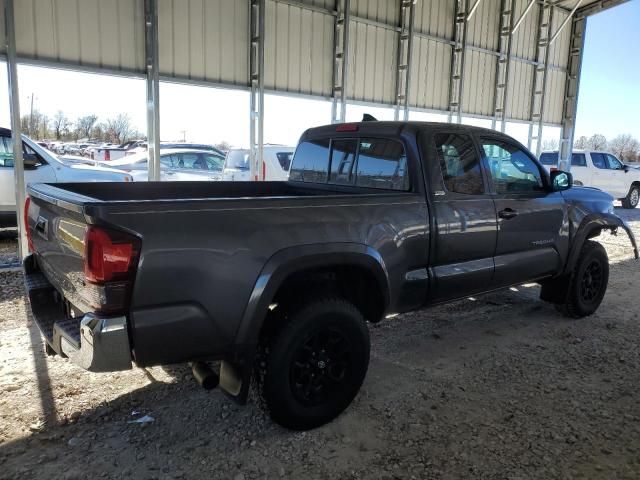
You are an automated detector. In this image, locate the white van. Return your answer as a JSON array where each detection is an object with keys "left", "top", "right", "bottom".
[{"left": 222, "top": 145, "right": 294, "bottom": 181}]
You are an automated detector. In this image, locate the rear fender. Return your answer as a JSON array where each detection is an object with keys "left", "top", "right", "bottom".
[{"left": 220, "top": 243, "right": 389, "bottom": 405}]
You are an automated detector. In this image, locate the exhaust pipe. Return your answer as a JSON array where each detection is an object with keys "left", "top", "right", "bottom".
[{"left": 190, "top": 361, "right": 219, "bottom": 390}]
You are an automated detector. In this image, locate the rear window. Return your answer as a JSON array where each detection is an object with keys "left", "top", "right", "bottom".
[
  {"left": 290, "top": 137, "right": 409, "bottom": 191},
  {"left": 276, "top": 152, "right": 293, "bottom": 171},
  {"left": 539, "top": 152, "right": 587, "bottom": 167}
]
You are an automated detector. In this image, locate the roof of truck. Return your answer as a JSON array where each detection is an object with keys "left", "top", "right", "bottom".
[{"left": 302, "top": 121, "right": 510, "bottom": 139}]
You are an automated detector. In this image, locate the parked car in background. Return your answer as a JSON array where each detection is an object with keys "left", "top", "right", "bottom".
[
  {"left": 124, "top": 142, "right": 226, "bottom": 157},
  {"left": 540, "top": 150, "right": 640, "bottom": 209},
  {"left": 90, "top": 140, "right": 146, "bottom": 162},
  {"left": 0, "top": 128, "right": 133, "bottom": 227},
  {"left": 222, "top": 145, "right": 295, "bottom": 181},
  {"left": 102, "top": 148, "right": 225, "bottom": 181}
]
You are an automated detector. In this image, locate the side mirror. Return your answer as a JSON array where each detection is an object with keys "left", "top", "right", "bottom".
[
  {"left": 624, "top": 164, "right": 630, "bottom": 173},
  {"left": 550, "top": 170, "right": 572, "bottom": 191},
  {"left": 23, "top": 153, "right": 40, "bottom": 170}
]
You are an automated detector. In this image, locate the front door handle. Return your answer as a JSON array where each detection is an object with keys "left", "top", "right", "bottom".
[{"left": 498, "top": 208, "right": 518, "bottom": 219}]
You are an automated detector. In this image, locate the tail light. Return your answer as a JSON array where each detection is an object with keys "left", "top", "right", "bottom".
[
  {"left": 104, "top": 150, "right": 110, "bottom": 161},
  {"left": 83, "top": 226, "right": 140, "bottom": 313},
  {"left": 24, "top": 197, "right": 34, "bottom": 253}
]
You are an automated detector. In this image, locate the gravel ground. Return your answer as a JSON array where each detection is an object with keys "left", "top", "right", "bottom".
[{"left": 1, "top": 210, "right": 640, "bottom": 479}]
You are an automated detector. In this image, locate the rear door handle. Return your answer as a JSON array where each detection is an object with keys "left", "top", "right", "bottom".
[{"left": 498, "top": 208, "right": 518, "bottom": 219}]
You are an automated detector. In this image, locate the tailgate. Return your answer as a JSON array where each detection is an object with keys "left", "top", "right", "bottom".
[{"left": 26, "top": 184, "right": 95, "bottom": 314}]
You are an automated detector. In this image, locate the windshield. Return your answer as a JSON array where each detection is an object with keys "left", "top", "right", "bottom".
[{"left": 225, "top": 150, "right": 250, "bottom": 170}]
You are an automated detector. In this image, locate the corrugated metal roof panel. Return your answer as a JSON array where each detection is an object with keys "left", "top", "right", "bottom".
[
  {"left": 158, "top": 0, "right": 248, "bottom": 85},
  {"left": 548, "top": 8, "right": 571, "bottom": 68},
  {"left": 506, "top": 60, "right": 533, "bottom": 121},
  {"left": 13, "top": 0, "right": 145, "bottom": 72},
  {"left": 467, "top": 0, "right": 499, "bottom": 51},
  {"left": 462, "top": 50, "right": 496, "bottom": 117},
  {"left": 347, "top": 19, "right": 397, "bottom": 104},
  {"left": 511, "top": 0, "right": 538, "bottom": 61},
  {"left": 264, "top": 0, "right": 333, "bottom": 97},
  {"left": 408, "top": 36, "right": 451, "bottom": 111},
  {"left": 414, "top": 0, "right": 454, "bottom": 39},
  {"left": 296, "top": 0, "right": 335, "bottom": 10},
  {"left": 350, "top": 0, "right": 399, "bottom": 26},
  {"left": 0, "top": 4, "right": 5, "bottom": 55},
  {"left": 543, "top": 68, "right": 566, "bottom": 124}
]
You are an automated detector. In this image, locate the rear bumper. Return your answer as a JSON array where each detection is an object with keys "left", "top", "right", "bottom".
[{"left": 24, "top": 255, "right": 132, "bottom": 372}]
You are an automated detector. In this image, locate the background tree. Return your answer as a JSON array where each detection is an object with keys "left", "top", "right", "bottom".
[
  {"left": 75, "top": 114, "right": 98, "bottom": 140},
  {"left": 104, "top": 114, "right": 137, "bottom": 144},
  {"left": 542, "top": 138, "right": 559, "bottom": 151},
  {"left": 20, "top": 110, "right": 49, "bottom": 139},
  {"left": 573, "top": 136, "right": 588, "bottom": 149},
  {"left": 51, "top": 110, "right": 71, "bottom": 140},
  {"left": 609, "top": 134, "right": 640, "bottom": 162},
  {"left": 214, "top": 141, "right": 232, "bottom": 152},
  {"left": 586, "top": 133, "right": 608, "bottom": 151}
]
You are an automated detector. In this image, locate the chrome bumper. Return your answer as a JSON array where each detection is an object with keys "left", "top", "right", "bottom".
[
  {"left": 24, "top": 255, "right": 132, "bottom": 373},
  {"left": 60, "top": 314, "right": 132, "bottom": 372}
]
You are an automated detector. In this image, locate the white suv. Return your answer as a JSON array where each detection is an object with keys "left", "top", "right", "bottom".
[
  {"left": 222, "top": 145, "right": 295, "bottom": 181},
  {"left": 540, "top": 150, "right": 640, "bottom": 209}
]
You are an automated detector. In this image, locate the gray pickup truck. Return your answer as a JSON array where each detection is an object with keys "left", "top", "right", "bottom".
[{"left": 24, "top": 121, "right": 637, "bottom": 430}]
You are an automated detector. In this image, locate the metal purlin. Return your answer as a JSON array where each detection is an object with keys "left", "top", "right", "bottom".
[
  {"left": 394, "top": 0, "right": 416, "bottom": 121},
  {"left": 491, "top": 0, "right": 515, "bottom": 132},
  {"left": 249, "top": 0, "right": 265, "bottom": 181},
  {"left": 144, "top": 0, "right": 161, "bottom": 182},
  {"left": 558, "top": 13, "right": 587, "bottom": 171},
  {"left": 448, "top": 0, "right": 469, "bottom": 124},
  {"left": 331, "top": 0, "right": 350, "bottom": 124},
  {"left": 528, "top": 1, "right": 554, "bottom": 157}
]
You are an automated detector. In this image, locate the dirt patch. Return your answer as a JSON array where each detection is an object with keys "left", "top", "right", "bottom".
[{"left": 1, "top": 209, "right": 640, "bottom": 479}]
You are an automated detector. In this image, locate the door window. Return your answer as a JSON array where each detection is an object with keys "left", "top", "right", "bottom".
[
  {"left": 572, "top": 153, "right": 587, "bottom": 167},
  {"left": 434, "top": 133, "right": 484, "bottom": 195},
  {"left": 203, "top": 154, "right": 224, "bottom": 171},
  {"left": 481, "top": 139, "right": 544, "bottom": 193},
  {"left": 605, "top": 154, "right": 624, "bottom": 170},
  {"left": 590, "top": 153, "right": 607, "bottom": 169},
  {"left": 355, "top": 138, "right": 408, "bottom": 191}
]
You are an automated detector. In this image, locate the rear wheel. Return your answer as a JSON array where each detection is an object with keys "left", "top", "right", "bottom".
[
  {"left": 253, "top": 297, "right": 370, "bottom": 430},
  {"left": 621, "top": 185, "right": 640, "bottom": 209},
  {"left": 558, "top": 240, "right": 609, "bottom": 318}
]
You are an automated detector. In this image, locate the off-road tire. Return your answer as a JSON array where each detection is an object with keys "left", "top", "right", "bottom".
[
  {"left": 558, "top": 240, "right": 609, "bottom": 318},
  {"left": 252, "top": 297, "right": 370, "bottom": 430},
  {"left": 621, "top": 185, "right": 640, "bottom": 209}
]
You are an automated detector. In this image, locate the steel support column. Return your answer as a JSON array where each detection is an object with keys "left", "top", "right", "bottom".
[
  {"left": 4, "top": 0, "right": 27, "bottom": 258},
  {"left": 144, "top": 0, "right": 161, "bottom": 182},
  {"left": 448, "top": 0, "right": 468, "bottom": 124},
  {"left": 331, "top": 0, "right": 350, "bottom": 123},
  {"left": 491, "top": 0, "right": 515, "bottom": 132},
  {"left": 249, "top": 0, "right": 265, "bottom": 180},
  {"left": 527, "top": 1, "right": 554, "bottom": 157},
  {"left": 558, "top": 15, "right": 587, "bottom": 171},
  {"left": 394, "top": 0, "right": 415, "bottom": 121}
]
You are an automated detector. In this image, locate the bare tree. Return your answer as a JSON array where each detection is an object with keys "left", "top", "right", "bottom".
[
  {"left": 51, "top": 110, "right": 71, "bottom": 140},
  {"left": 586, "top": 134, "right": 608, "bottom": 151},
  {"left": 609, "top": 134, "right": 640, "bottom": 162},
  {"left": 76, "top": 114, "right": 98, "bottom": 140},
  {"left": 20, "top": 110, "right": 49, "bottom": 139},
  {"left": 573, "top": 136, "right": 588, "bottom": 149},
  {"left": 104, "top": 114, "right": 137, "bottom": 144},
  {"left": 214, "top": 141, "right": 232, "bottom": 152},
  {"left": 542, "top": 138, "right": 559, "bottom": 151}
]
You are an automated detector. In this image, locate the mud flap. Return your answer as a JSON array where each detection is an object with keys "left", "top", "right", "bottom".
[
  {"left": 540, "top": 274, "right": 571, "bottom": 304},
  {"left": 219, "top": 359, "right": 252, "bottom": 405}
]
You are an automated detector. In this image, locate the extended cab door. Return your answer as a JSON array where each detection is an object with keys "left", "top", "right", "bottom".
[
  {"left": 426, "top": 131, "right": 497, "bottom": 302},
  {"left": 478, "top": 136, "right": 567, "bottom": 287}
]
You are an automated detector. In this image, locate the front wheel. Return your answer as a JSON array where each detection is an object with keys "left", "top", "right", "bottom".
[
  {"left": 621, "top": 185, "right": 640, "bottom": 209},
  {"left": 254, "top": 297, "right": 370, "bottom": 430},
  {"left": 558, "top": 240, "right": 609, "bottom": 318}
]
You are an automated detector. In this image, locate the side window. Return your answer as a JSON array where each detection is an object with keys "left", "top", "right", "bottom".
[
  {"left": 330, "top": 139, "right": 357, "bottom": 185},
  {"left": 276, "top": 152, "right": 293, "bottom": 171},
  {"left": 539, "top": 152, "right": 558, "bottom": 166},
  {"left": 160, "top": 155, "right": 173, "bottom": 168},
  {"left": 434, "top": 133, "right": 484, "bottom": 195},
  {"left": 289, "top": 139, "right": 330, "bottom": 183},
  {"left": 178, "top": 153, "right": 201, "bottom": 169},
  {"left": 606, "top": 154, "right": 623, "bottom": 170},
  {"left": 481, "top": 139, "right": 544, "bottom": 193},
  {"left": 0, "top": 137, "right": 13, "bottom": 168},
  {"left": 571, "top": 153, "right": 587, "bottom": 167},
  {"left": 591, "top": 153, "right": 607, "bottom": 169},
  {"left": 204, "top": 154, "right": 224, "bottom": 171},
  {"left": 355, "top": 138, "right": 409, "bottom": 191}
]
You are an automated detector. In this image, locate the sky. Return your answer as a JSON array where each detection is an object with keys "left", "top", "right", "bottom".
[{"left": 0, "top": 1, "right": 638, "bottom": 147}]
